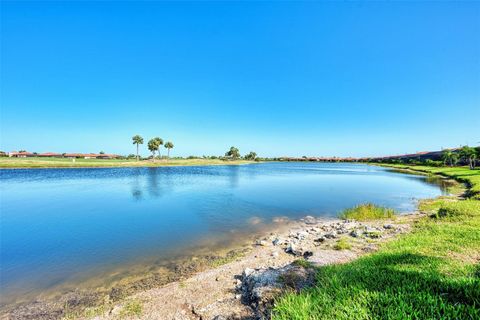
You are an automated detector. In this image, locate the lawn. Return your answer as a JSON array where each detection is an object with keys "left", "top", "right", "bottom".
[
  {"left": 272, "top": 166, "right": 480, "bottom": 319},
  {"left": 383, "top": 164, "right": 480, "bottom": 199},
  {"left": 0, "top": 157, "right": 255, "bottom": 168}
]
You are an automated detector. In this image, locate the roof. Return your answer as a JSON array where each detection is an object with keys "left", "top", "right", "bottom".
[
  {"left": 38, "top": 152, "right": 62, "bottom": 156},
  {"left": 9, "top": 151, "right": 33, "bottom": 156}
]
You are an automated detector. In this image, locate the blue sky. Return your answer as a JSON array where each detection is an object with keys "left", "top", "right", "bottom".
[{"left": 1, "top": 1, "right": 479, "bottom": 157}]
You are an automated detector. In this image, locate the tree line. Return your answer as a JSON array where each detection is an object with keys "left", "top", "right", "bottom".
[
  {"left": 132, "top": 135, "right": 174, "bottom": 161},
  {"left": 441, "top": 146, "right": 478, "bottom": 170},
  {"left": 130, "top": 139, "right": 259, "bottom": 162},
  {"left": 370, "top": 145, "right": 479, "bottom": 170}
]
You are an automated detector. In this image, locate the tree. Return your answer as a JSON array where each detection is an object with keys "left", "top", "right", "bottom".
[
  {"left": 99, "top": 151, "right": 105, "bottom": 154},
  {"left": 154, "top": 137, "right": 164, "bottom": 159},
  {"left": 164, "top": 141, "right": 174, "bottom": 159},
  {"left": 132, "top": 135, "right": 144, "bottom": 161},
  {"left": 147, "top": 138, "right": 160, "bottom": 160},
  {"left": 459, "top": 146, "right": 477, "bottom": 170},
  {"left": 441, "top": 150, "right": 458, "bottom": 167},
  {"left": 225, "top": 146, "right": 240, "bottom": 159},
  {"left": 244, "top": 151, "right": 257, "bottom": 161}
]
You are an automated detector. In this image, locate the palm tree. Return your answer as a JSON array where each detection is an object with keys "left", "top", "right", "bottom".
[
  {"left": 244, "top": 151, "right": 257, "bottom": 161},
  {"left": 442, "top": 150, "right": 454, "bottom": 166},
  {"left": 459, "top": 146, "right": 477, "bottom": 170},
  {"left": 147, "top": 138, "right": 160, "bottom": 161},
  {"left": 154, "top": 137, "right": 164, "bottom": 159},
  {"left": 225, "top": 146, "right": 240, "bottom": 160},
  {"left": 451, "top": 152, "right": 459, "bottom": 166},
  {"left": 164, "top": 141, "right": 174, "bottom": 159},
  {"left": 132, "top": 135, "right": 144, "bottom": 161}
]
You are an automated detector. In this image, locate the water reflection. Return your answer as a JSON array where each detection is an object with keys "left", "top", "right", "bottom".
[{"left": 130, "top": 168, "right": 144, "bottom": 201}]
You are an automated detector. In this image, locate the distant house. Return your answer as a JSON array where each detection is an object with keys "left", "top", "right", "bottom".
[
  {"left": 96, "top": 154, "right": 118, "bottom": 159},
  {"left": 38, "top": 152, "right": 62, "bottom": 158},
  {"left": 9, "top": 151, "right": 34, "bottom": 158},
  {"left": 63, "top": 153, "right": 84, "bottom": 159},
  {"left": 63, "top": 153, "right": 119, "bottom": 159}
]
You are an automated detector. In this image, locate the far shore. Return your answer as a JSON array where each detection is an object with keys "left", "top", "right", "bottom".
[{"left": 0, "top": 157, "right": 257, "bottom": 169}]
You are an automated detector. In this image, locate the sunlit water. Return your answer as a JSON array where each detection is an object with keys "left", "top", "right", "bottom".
[{"left": 0, "top": 162, "right": 447, "bottom": 304}]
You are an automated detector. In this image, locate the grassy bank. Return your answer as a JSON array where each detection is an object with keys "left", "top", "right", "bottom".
[
  {"left": 0, "top": 157, "right": 255, "bottom": 168},
  {"left": 272, "top": 166, "right": 480, "bottom": 319},
  {"left": 381, "top": 164, "right": 480, "bottom": 199}
]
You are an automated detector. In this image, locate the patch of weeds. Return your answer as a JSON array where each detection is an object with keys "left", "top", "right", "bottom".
[
  {"left": 292, "top": 259, "right": 314, "bottom": 269},
  {"left": 333, "top": 238, "right": 352, "bottom": 250},
  {"left": 83, "top": 304, "right": 109, "bottom": 318},
  {"left": 119, "top": 299, "right": 143, "bottom": 318},
  {"left": 364, "top": 230, "right": 382, "bottom": 239},
  {"left": 339, "top": 203, "right": 395, "bottom": 221},
  {"left": 208, "top": 250, "right": 245, "bottom": 268}
]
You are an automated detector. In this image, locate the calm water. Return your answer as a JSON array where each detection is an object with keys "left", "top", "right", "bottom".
[{"left": 0, "top": 162, "right": 446, "bottom": 303}]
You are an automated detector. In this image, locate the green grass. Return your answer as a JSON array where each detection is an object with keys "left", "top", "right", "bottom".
[
  {"left": 292, "top": 259, "right": 315, "bottom": 269},
  {"left": 0, "top": 157, "right": 255, "bottom": 168},
  {"left": 339, "top": 203, "right": 395, "bottom": 221},
  {"left": 333, "top": 237, "right": 352, "bottom": 250},
  {"left": 383, "top": 164, "right": 480, "bottom": 199},
  {"left": 272, "top": 166, "right": 480, "bottom": 320}
]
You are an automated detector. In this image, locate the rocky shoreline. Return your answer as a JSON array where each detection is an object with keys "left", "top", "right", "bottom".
[{"left": 62, "top": 214, "right": 413, "bottom": 320}]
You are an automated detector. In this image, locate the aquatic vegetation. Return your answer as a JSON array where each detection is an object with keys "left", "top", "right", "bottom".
[{"left": 339, "top": 203, "right": 395, "bottom": 221}]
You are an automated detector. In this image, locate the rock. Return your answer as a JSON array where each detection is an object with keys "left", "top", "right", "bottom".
[
  {"left": 241, "top": 265, "right": 316, "bottom": 319},
  {"left": 303, "top": 251, "right": 313, "bottom": 258},
  {"left": 364, "top": 227, "right": 382, "bottom": 238},
  {"left": 235, "top": 294, "right": 242, "bottom": 300},
  {"left": 213, "top": 316, "right": 227, "bottom": 320},
  {"left": 272, "top": 238, "right": 282, "bottom": 246},
  {"left": 342, "top": 222, "right": 358, "bottom": 230},
  {"left": 295, "top": 231, "right": 309, "bottom": 240},
  {"left": 256, "top": 239, "right": 268, "bottom": 246},
  {"left": 304, "top": 216, "right": 317, "bottom": 225},
  {"left": 324, "top": 232, "right": 337, "bottom": 239},
  {"left": 314, "top": 236, "right": 325, "bottom": 243},
  {"left": 383, "top": 224, "right": 394, "bottom": 229},
  {"left": 350, "top": 230, "right": 359, "bottom": 238},
  {"left": 285, "top": 243, "right": 304, "bottom": 256},
  {"left": 243, "top": 268, "right": 255, "bottom": 278},
  {"left": 271, "top": 251, "right": 279, "bottom": 258}
]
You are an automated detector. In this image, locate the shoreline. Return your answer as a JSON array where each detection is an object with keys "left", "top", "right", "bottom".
[
  {"left": 0, "top": 159, "right": 258, "bottom": 169},
  {"left": 89, "top": 215, "right": 419, "bottom": 320}
]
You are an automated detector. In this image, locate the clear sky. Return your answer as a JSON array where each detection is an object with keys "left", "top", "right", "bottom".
[{"left": 1, "top": 1, "right": 479, "bottom": 158}]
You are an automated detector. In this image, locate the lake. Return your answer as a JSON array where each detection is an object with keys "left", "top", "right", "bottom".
[{"left": 0, "top": 162, "right": 447, "bottom": 304}]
